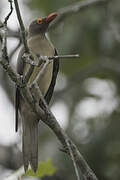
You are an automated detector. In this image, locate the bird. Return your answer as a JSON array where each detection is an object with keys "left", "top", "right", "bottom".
[{"left": 15, "top": 12, "right": 59, "bottom": 172}]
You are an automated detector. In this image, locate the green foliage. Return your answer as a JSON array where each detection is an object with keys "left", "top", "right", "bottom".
[{"left": 24, "top": 159, "right": 57, "bottom": 178}]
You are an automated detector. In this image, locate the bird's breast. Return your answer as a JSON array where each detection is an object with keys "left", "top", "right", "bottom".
[{"left": 23, "top": 35, "right": 54, "bottom": 96}]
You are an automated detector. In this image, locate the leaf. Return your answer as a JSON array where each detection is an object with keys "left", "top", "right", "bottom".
[{"left": 24, "top": 159, "right": 57, "bottom": 178}]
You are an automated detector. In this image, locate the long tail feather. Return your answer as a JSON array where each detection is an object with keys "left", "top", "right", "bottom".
[{"left": 22, "top": 118, "right": 38, "bottom": 172}]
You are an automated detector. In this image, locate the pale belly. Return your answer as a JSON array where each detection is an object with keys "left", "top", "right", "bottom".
[{"left": 23, "top": 35, "right": 54, "bottom": 96}]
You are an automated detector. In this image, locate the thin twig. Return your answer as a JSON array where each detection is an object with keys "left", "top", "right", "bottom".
[
  {"left": 0, "top": 0, "right": 14, "bottom": 61},
  {"left": 48, "top": 54, "right": 80, "bottom": 60},
  {"left": 0, "top": 0, "right": 13, "bottom": 28},
  {"left": 0, "top": 0, "right": 14, "bottom": 62},
  {"left": 66, "top": 138, "right": 81, "bottom": 180},
  {"left": 14, "top": 0, "right": 29, "bottom": 52},
  {"left": 4, "top": 0, "right": 13, "bottom": 25},
  {"left": 23, "top": 54, "right": 80, "bottom": 66},
  {"left": 1, "top": 26, "right": 8, "bottom": 61},
  {"left": 14, "top": 0, "right": 35, "bottom": 84}
]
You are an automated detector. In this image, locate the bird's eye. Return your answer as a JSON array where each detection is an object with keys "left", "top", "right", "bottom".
[{"left": 37, "top": 18, "right": 42, "bottom": 24}]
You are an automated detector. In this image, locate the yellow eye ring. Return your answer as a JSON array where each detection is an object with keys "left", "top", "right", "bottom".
[{"left": 37, "top": 18, "right": 42, "bottom": 24}]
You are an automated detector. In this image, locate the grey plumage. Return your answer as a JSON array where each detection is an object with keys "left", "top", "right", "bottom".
[{"left": 15, "top": 13, "right": 59, "bottom": 172}]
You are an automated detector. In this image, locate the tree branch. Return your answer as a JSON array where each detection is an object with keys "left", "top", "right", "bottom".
[
  {"left": 31, "top": 83, "right": 98, "bottom": 180},
  {"left": 4, "top": 0, "right": 13, "bottom": 25},
  {"left": 14, "top": 0, "right": 35, "bottom": 84},
  {"left": 14, "top": 0, "right": 29, "bottom": 53},
  {"left": 0, "top": 0, "right": 13, "bottom": 62},
  {"left": 23, "top": 54, "right": 80, "bottom": 66}
]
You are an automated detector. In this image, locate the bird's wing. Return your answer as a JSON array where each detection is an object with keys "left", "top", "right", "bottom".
[
  {"left": 15, "top": 48, "right": 59, "bottom": 131},
  {"left": 44, "top": 48, "right": 59, "bottom": 104}
]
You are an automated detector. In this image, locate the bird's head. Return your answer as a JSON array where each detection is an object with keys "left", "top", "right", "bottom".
[{"left": 28, "top": 12, "right": 57, "bottom": 37}]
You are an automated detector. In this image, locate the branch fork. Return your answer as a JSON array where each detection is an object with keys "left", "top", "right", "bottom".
[{"left": 23, "top": 53, "right": 80, "bottom": 67}]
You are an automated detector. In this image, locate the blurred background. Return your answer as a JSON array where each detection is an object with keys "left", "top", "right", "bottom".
[{"left": 0, "top": 0, "right": 120, "bottom": 179}]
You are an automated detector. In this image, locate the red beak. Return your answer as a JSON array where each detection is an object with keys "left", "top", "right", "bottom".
[{"left": 46, "top": 12, "right": 58, "bottom": 23}]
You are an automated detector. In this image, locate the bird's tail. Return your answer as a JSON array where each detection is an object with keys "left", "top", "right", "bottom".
[{"left": 22, "top": 117, "right": 38, "bottom": 172}]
